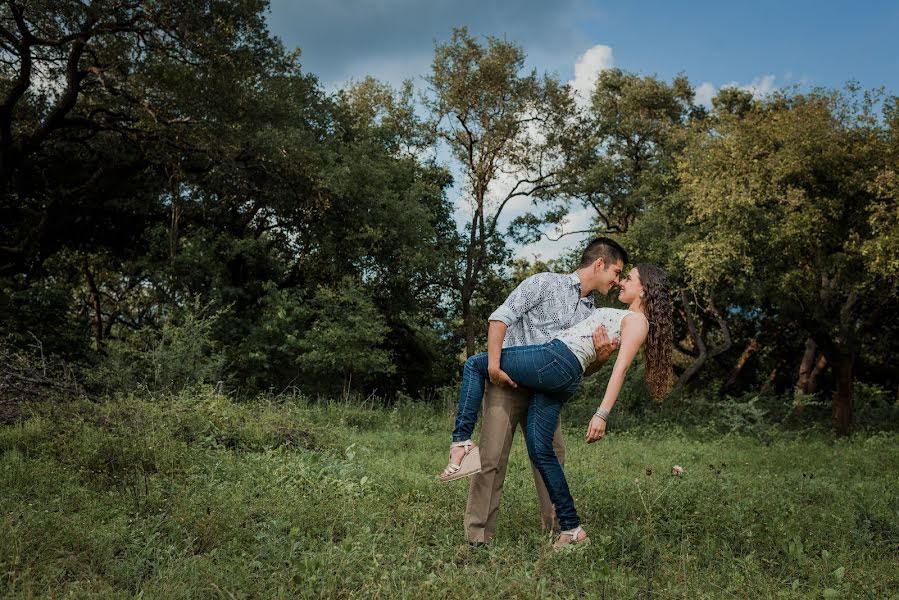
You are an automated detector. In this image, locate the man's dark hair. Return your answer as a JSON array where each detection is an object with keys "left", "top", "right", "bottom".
[{"left": 578, "top": 237, "right": 628, "bottom": 269}]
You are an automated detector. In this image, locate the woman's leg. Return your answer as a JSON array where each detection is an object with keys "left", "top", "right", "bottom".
[
  {"left": 525, "top": 389, "right": 580, "bottom": 531},
  {"left": 452, "top": 352, "right": 490, "bottom": 442},
  {"left": 448, "top": 340, "right": 580, "bottom": 475},
  {"left": 496, "top": 340, "right": 581, "bottom": 394},
  {"left": 451, "top": 341, "right": 578, "bottom": 442}
]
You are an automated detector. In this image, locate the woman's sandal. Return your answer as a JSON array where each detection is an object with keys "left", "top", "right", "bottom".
[
  {"left": 439, "top": 440, "right": 481, "bottom": 482},
  {"left": 553, "top": 525, "right": 589, "bottom": 551}
]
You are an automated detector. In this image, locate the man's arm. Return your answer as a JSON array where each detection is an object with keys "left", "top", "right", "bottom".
[
  {"left": 486, "top": 320, "right": 517, "bottom": 388},
  {"left": 582, "top": 325, "right": 619, "bottom": 377}
]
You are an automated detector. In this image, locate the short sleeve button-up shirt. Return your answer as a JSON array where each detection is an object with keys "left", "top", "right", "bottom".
[{"left": 488, "top": 272, "right": 595, "bottom": 348}]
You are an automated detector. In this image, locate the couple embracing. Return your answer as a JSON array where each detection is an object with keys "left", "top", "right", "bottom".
[{"left": 439, "top": 237, "right": 672, "bottom": 550}]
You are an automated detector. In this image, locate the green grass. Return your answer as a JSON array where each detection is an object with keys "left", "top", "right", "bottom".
[{"left": 1, "top": 388, "right": 898, "bottom": 599}]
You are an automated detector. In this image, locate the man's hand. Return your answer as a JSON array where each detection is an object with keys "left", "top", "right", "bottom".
[
  {"left": 585, "top": 415, "right": 607, "bottom": 443},
  {"left": 593, "top": 325, "right": 619, "bottom": 362},
  {"left": 488, "top": 367, "right": 518, "bottom": 388},
  {"left": 583, "top": 325, "right": 619, "bottom": 376}
]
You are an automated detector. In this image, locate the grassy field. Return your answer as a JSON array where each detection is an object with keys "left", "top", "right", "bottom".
[{"left": 1, "top": 388, "right": 898, "bottom": 599}]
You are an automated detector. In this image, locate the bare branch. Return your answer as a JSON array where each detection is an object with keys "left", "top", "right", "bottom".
[
  {"left": 485, "top": 170, "right": 560, "bottom": 238},
  {"left": 539, "top": 228, "right": 608, "bottom": 242},
  {"left": 25, "top": 31, "right": 90, "bottom": 150},
  {"left": 705, "top": 294, "right": 733, "bottom": 358}
]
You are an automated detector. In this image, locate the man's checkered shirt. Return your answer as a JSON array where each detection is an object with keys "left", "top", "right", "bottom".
[{"left": 488, "top": 272, "right": 595, "bottom": 348}]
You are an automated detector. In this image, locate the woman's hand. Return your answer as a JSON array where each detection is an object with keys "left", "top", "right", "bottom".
[
  {"left": 585, "top": 415, "right": 607, "bottom": 443},
  {"left": 488, "top": 367, "right": 518, "bottom": 388}
]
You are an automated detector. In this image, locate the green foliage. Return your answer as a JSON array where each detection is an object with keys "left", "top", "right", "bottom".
[
  {"left": 567, "top": 69, "right": 696, "bottom": 234},
  {"left": 1, "top": 0, "right": 460, "bottom": 397},
  {"left": 857, "top": 163, "right": 899, "bottom": 293},
  {"left": 1, "top": 4, "right": 897, "bottom": 417},
  {"left": 294, "top": 280, "right": 396, "bottom": 390},
  {"left": 678, "top": 87, "right": 893, "bottom": 305},
  {"left": 672, "top": 86, "right": 899, "bottom": 430},
  {"left": 0, "top": 279, "right": 86, "bottom": 358}
]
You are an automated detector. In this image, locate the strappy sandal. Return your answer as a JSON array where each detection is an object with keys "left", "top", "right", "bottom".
[
  {"left": 439, "top": 440, "right": 481, "bottom": 482},
  {"left": 553, "top": 525, "right": 588, "bottom": 551}
]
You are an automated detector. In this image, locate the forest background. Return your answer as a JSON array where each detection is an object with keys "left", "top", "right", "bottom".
[{"left": 3, "top": 1, "right": 897, "bottom": 433}]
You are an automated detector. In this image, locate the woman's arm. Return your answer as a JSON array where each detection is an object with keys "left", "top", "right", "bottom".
[{"left": 585, "top": 314, "right": 648, "bottom": 443}]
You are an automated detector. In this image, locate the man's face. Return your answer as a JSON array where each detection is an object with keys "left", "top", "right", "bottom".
[{"left": 597, "top": 259, "right": 624, "bottom": 294}]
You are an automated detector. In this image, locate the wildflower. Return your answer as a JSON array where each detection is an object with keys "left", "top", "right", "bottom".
[{"left": 672, "top": 465, "right": 685, "bottom": 476}]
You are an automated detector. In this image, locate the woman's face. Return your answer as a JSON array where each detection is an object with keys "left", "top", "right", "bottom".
[{"left": 617, "top": 267, "right": 644, "bottom": 304}]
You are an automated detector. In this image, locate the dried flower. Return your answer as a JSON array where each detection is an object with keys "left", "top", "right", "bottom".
[
  {"left": 645, "top": 465, "right": 653, "bottom": 476},
  {"left": 672, "top": 465, "right": 685, "bottom": 476}
]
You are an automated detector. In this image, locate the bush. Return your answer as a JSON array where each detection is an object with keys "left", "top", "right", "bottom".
[
  {"left": 85, "top": 300, "right": 226, "bottom": 397},
  {"left": 0, "top": 341, "right": 85, "bottom": 424}
]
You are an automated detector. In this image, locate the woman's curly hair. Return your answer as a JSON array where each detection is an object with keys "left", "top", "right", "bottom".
[{"left": 637, "top": 264, "right": 673, "bottom": 400}]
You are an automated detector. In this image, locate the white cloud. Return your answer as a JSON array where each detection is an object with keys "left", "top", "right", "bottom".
[
  {"left": 739, "top": 74, "right": 777, "bottom": 98},
  {"left": 696, "top": 74, "right": 779, "bottom": 107},
  {"left": 695, "top": 82, "right": 716, "bottom": 107},
  {"left": 568, "top": 44, "right": 614, "bottom": 106}
]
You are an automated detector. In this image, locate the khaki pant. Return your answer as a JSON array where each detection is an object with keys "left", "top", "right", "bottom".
[{"left": 463, "top": 381, "right": 565, "bottom": 544}]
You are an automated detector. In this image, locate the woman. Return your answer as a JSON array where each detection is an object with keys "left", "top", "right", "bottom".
[{"left": 439, "top": 264, "right": 673, "bottom": 549}]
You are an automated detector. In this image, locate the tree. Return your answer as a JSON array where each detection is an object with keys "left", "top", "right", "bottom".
[
  {"left": 0, "top": 0, "right": 292, "bottom": 357},
  {"left": 424, "top": 27, "right": 575, "bottom": 356},
  {"left": 676, "top": 86, "right": 897, "bottom": 434},
  {"left": 555, "top": 69, "right": 697, "bottom": 238}
]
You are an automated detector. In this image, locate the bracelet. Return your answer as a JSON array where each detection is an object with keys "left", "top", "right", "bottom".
[{"left": 594, "top": 408, "right": 610, "bottom": 421}]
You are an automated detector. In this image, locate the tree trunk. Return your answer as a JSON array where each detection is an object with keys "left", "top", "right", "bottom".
[
  {"left": 461, "top": 293, "right": 476, "bottom": 357},
  {"left": 674, "top": 292, "right": 731, "bottom": 392},
  {"left": 796, "top": 338, "right": 817, "bottom": 394},
  {"left": 831, "top": 352, "right": 855, "bottom": 435},
  {"left": 795, "top": 337, "right": 819, "bottom": 415},
  {"left": 829, "top": 290, "right": 858, "bottom": 435},
  {"left": 674, "top": 291, "right": 706, "bottom": 392},
  {"left": 722, "top": 336, "right": 761, "bottom": 391},
  {"left": 807, "top": 354, "right": 827, "bottom": 394},
  {"left": 82, "top": 256, "right": 104, "bottom": 350},
  {"left": 760, "top": 363, "right": 781, "bottom": 393},
  {"left": 169, "top": 192, "right": 181, "bottom": 261},
  {"left": 796, "top": 338, "right": 828, "bottom": 399}
]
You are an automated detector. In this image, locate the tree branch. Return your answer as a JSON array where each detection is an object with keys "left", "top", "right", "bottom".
[{"left": 674, "top": 291, "right": 707, "bottom": 392}]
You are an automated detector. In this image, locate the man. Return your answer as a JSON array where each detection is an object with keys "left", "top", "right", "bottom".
[{"left": 464, "top": 237, "right": 628, "bottom": 545}]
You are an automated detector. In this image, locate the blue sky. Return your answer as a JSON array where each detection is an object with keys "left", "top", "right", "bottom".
[
  {"left": 267, "top": 0, "right": 899, "bottom": 259},
  {"left": 268, "top": 0, "right": 898, "bottom": 95}
]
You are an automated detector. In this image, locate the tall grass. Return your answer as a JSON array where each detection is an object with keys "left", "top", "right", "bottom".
[{"left": 1, "top": 388, "right": 897, "bottom": 598}]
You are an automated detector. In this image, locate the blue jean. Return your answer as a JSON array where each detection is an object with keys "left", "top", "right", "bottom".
[{"left": 453, "top": 339, "right": 584, "bottom": 530}]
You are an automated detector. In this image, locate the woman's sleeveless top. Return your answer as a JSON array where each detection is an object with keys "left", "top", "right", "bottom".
[{"left": 555, "top": 307, "right": 635, "bottom": 371}]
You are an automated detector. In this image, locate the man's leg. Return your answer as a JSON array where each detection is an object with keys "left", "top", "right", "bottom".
[
  {"left": 524, "top": 416, "right": 565, "bottom": 531},
  {"left": 464, "top": 381, "right": 529, "bottom": 544}
]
